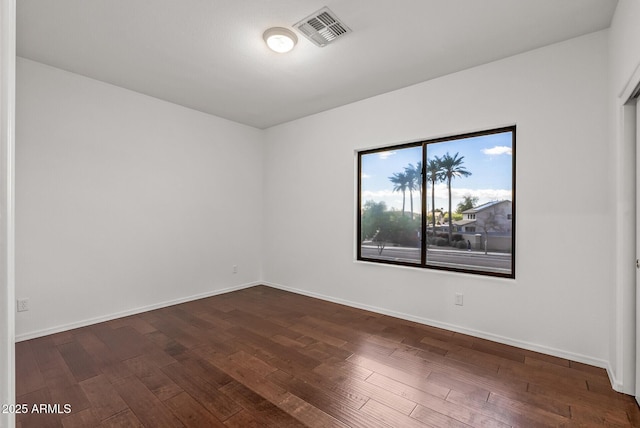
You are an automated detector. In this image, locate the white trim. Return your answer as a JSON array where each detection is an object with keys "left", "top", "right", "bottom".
[
  {"left": 15, "top": 282, "right": 260, "bottom": 342},
  {"left": 0, "top": 0, "right": 16, "bottom": 427},
  {"left": 619, "top": 60, "right": 640, "bottom": 102},
  {"left": 612, "top": 60, "right": 640, "bottom": 396},
  {"left": 263, "top": 281, "right": 612, "bottom": 373},
  {"left": 16, "top": 279, "right": 620, "bottom": 389},
  {"left": 608, "top": 363, "right": 624, "bottom": 392}
]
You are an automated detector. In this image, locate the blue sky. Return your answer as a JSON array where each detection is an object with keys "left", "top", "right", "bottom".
[{"left": 361, "top": 131, "right": 513, "bottom": 213}]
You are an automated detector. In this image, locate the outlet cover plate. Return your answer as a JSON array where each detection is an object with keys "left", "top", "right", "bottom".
[{"left": 454, "top": 293, "right": 463, "bottom": 306}]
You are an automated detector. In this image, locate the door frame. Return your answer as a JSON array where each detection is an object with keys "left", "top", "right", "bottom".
[
  {"left": 0, "top": 0, "right": 16, "bottom": 427},
  {"left": 617, "top": 61, "right": 640, "bottom": 398}
]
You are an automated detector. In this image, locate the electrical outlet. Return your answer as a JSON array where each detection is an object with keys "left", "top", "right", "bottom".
[
  {"left": 17, "top": 298, "right": 29, "bottom": 312},
  {"left": 232, "top": 265, "right": 238, "bottom": 274},
  {"left": 454, "top": 293, "right": 463, "bottom": 306}
]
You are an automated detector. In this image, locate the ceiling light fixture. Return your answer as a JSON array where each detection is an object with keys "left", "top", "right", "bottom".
[{"left": 263, "top": 27, "right": 298, "bottom": 53}]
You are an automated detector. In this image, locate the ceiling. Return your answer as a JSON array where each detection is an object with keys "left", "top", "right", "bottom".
[{"left": 17, "top": 1, "right": 618, "bottom": 129}]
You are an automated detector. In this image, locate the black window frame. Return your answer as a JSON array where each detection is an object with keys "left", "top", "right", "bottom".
[{"left": 357, "top": 126, "right": 516, "bottom": 279}]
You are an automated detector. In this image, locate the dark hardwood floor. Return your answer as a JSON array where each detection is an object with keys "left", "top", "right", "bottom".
[{"left": 15, "top": 285, "right": 640, "bottom": 427}]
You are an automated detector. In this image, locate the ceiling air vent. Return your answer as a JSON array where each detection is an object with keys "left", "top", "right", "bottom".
[{"left": 294, "top": 7, "right": 351, "bottom": 47}]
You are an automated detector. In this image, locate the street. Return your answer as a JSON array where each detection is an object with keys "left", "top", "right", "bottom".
[{"left": 360, "top": 245, "right": 512, "bottom": 274}]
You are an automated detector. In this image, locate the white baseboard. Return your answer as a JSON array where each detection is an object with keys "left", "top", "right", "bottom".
[
  {"left": 15, "top": 281, "right": 261, "bottom": 342},
  {"left": 263, "top": 281, "right": 611, "bottom": 373},
  {"left": 17, "top": 280, "right": 619, "bottom": 392},
  {"left": 607, "top": 363, "right": 624, "bottom": 393}
]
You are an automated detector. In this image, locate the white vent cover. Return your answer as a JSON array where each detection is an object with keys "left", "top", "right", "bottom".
[{"left": 294, "top": 7, "right": 351, "bottom": 47}]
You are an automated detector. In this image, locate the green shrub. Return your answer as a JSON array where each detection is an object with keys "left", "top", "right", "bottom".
[
  {"left": 456, "top": 241, "right": 467, "bottom": 249},
  {"left": 436, "top": 238, "right": 448, "bottom": 246}
]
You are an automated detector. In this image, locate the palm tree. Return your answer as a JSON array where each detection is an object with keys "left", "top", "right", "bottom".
[
  {"left": 425, "top": 157, "right": 443, "bottom": 239},
  {"left": 439, "top": 152, "right": 472, "bottom": 242},
  {"left": 414, "top": 161, "right": 423, "bottom": 205},
  {"left": 404, "top": 164, "right": 419, "bottom": 219},
  {"left": 389, "top": 171, "right": 408, "bottom": 216}
]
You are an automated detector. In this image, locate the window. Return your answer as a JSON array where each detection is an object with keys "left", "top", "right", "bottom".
[{"left": 357, "top": 126, "right": 515, "bottom": 278}]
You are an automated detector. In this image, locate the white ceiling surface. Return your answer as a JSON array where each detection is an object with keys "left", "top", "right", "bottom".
[{"left": 17, "top": 1, "right": 617, "bottom": 129}]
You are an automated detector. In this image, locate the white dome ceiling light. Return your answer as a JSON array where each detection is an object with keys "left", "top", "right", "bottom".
[{"left": 263, "top": 27, "right": 298, "bottom": 53}]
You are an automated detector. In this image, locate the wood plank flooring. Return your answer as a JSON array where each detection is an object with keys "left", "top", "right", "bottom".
[{"left": 15, "top": 285, "right": 640, "bottom": 427}]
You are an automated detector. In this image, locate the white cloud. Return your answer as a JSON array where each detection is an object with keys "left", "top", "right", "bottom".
[
  {"left": 362, "top": 185, "right": 511, "bottom": 212},
  {"left": 482, "top": 146, "right": 512, "bottom": 156},
  {"left": 361, "top": 173, "right": 371, "bottom": 179},
  {"left": 362, "top": 189, "right": 395, "bottom": 199},
  {"left": 361, "top": 189, "right": 414, "bottom": 211},
  {"left": 423, "top": 184, "right": 512, "bottom": 211},
  {"left": 378, "top": 151, "right": 396, "bottom": 160},
  {"left": 450, "top": 187, "right": 512, "bottom": 201}
]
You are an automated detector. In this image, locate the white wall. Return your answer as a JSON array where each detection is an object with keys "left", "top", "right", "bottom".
[
  {"left": 609, "top": 0, "right": 640, "bottom": 394},
  {"left": 263, "top": 31, "right": 612, "bottom": 368},
  {"left": 610, "top": 1, "right": 640, "bottom": 90},
  {"left": 15, "top": 58, "right": 264, "bottom": 339},
  {"left": 14, "top": 11, "right": 627, "bottom": 394}
]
